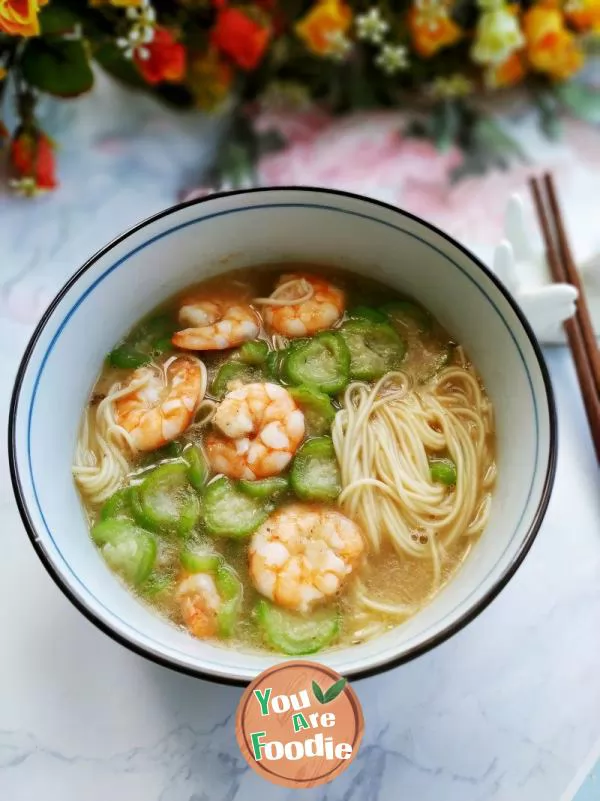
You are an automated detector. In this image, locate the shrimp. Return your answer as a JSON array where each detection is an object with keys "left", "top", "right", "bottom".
[
  {"left": 114, "top": 356, "right": 204, "bottom": 452},
  {"left": 176, "top": 572, "right": 221, "bottom": 638},
  {"left": 256, "top": 274, "right": 345, "bottom": 338},
  {"left": 249, "top": 504, "right": 364, "bottom": 613},
  {"left": 172, "top": 297, "right": 260, "bottom": 351},
  {"left": 205, "top": 382, "right": 305, "bottom": 480}
]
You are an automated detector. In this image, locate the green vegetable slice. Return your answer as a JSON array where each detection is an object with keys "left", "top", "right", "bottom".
[
  {"left": 237, "top": 340, "right": 269, "bottom": 365},
  {"left": 289, "top": 385, "right": 336, "bottom": 436},
  {"left": 382, "top": 300, "right": 432, "bottom": 333},
  {"left": 142, "top": 573, "right": 175, "bottom": 599},
  {"left": 203, "top": 477, "right": 269, "bottom": 538},
  {"left": 347, "top": 305, "right": 388, "bottom": 323},
  {"left": 238, "top": 476, "right": 289, "bottom": 499},
  {"left": 290, "top": 436, "right": 341, "bottom": 502},
  {"left": 340, "top": 320, "right": 405, "bottom": 381},
  {"left": 211, "top": 362, "right": 256, "bottom": 398},
  {"left": 429, "top": 457, "right": 457, "bottom": 486},
  {"left": 108, "top": 313, "right": 176, "bottom": 368},
  {"left": 180, "top": 549, "right": 222, "bottom": 574},
  {"left": 138, "top": 463, "right": 200, "bottom": 536},
  {"left": 255, "top": 599, "right": 340, "bottom": 655},
  {"left": 265, "top": 349, "right": 286, "bottom": 381},
  {"left": 91, "top": 519, "right": 156, "bottom": 586},
  {"left": 215, "top": 565, "right": 243, "bottom": 637},
  {"left": 139, "top": 439, "right": 183, "bottom": 468},
  {"left": 284, "top": 332, "right": 350, "bottom": 395},
  {"left": 183, "top": 445, "right": 209, "bottom": 491},
  {"left": 100, "top": 486, "right": 139, "bottom": 522}
]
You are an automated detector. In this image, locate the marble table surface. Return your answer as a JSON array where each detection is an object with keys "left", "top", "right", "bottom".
[{"left": 1, "top": 77, "right": 600, "bottom": 801}]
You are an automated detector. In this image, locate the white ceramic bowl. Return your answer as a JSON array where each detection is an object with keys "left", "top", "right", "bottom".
[{"left": 9, "top": 188, "right": 557, "bottom": 685}]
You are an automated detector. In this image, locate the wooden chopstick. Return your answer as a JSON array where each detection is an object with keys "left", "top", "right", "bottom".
[
  {"left": 529, "top": 176, "right": 600, "bottom": 463},
  {"left": 543, "top": 173, "right": 600, "bottom": 393}
]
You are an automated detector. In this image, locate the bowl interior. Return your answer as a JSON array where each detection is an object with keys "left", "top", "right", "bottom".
[{"left": 11, "top": 188, "right": 554, "bottom": 682}]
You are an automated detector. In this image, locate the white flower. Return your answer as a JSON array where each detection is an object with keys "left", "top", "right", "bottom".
[
  {"left": 356, "top": 8, "right": 389, "bottom": 44},
  {"left": 375, "top": 43, "right": 409, "bottom": 74},
  {"left": 326, "top": 30, "right": 353, "bottom": 61},
  {"left": 471, "top": 2, "right": 525, "bottom": 65}
]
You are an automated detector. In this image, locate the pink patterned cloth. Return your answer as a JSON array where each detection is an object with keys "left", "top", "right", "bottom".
[{"left": 184, "top": 110, "right": 600, "bottom": 260}]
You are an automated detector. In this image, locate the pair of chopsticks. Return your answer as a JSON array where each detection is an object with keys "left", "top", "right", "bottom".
[{"left": 530, "top": 174, "right": 600, "bottom": 462}]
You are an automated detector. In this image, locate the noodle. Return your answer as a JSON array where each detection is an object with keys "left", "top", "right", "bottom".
[
  {"left": 332, "top": 364, "right": 495, "bottom": 617},
  {"left": 253, "top": 277, "right": 313, "bottom": 307}
]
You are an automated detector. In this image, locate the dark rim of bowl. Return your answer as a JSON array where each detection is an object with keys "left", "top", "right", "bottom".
[{"left": 8, "top": 186, "right": 558, "bottom": 687}]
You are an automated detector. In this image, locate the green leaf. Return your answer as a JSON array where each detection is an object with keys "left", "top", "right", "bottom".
[
  {"left": 21, "top": 39, "right": 93, "bottom": 97},
  {"left": 39, "top": 5, "right": 79, "bottom": 35},
  {"left": 431, "top": 100, "right": 461, "bottom": 152},
  {"left": 555, "top": 82, "right": 600, "bottom": 123},
  {"left": 323, "top": 677, "right": 347, "bottom": 703},
  {"left": 312, "top": 680, "right": 325, "bottom": 704},
  {"left": 94, "top": 42, "right": 146, "bottom": 91}
]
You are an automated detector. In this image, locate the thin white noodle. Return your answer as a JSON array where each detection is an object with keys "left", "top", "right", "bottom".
[
  {"left": 332, "top": 364, "right": 495, "bottom": 627},
  {"left": 253, "top": 277, "right": 314, "bottom": 307}
]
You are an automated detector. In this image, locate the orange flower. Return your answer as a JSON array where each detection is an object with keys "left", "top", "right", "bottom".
[
  {"left": 134, "top": 27, "right": 186, "bottom": 85},
  {"left": 212, "top": 8, "right": 270, "bottom": 70},
  {"left": 0, "top": 0, "right": 47, "bottom": 37},
  {"left": 564, "top": 0, "right": 600, "bottom": 32},
  {"left": 10, "top": 127, "right": 57, "bottom": 194},
  {"left": 486, "top": 51, "right": 526, "bottom": 87},
  {"left": 188, "top": 48, "right": 233, "bottom": 110},
  {"left": 295, "top": 0, "right": 352, "bottom": 56},
  {"left": 408, "top": 7, "right": 462, "bottom": 58},
  {"left": 523, "top": 5, "right": 584, "bottom": 80}
]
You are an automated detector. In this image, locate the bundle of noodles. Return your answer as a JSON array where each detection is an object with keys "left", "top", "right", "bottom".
[
  {"left": 73, "top": 357, "right": 213, "bottom": 506},
  {"left": 332, "top": 364, "right": 495, "bottom": 619}
]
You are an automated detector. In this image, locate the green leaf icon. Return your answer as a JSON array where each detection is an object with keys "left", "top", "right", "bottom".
[
  {"left": 323, "top": 678, "right": 347, "bottom": 703},
  {"left": 312, "top": 680, "right": 325, "bottom": 704}
]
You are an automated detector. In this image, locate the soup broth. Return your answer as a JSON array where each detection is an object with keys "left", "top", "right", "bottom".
[{"left": 74, "top": 265, "right": 495, "bottom": 655}]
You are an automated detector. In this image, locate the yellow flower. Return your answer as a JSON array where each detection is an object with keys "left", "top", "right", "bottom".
[
  {"left": 408, "top": 3, "right": 462, "bottom": 58},
  {"left": 0, "top": 67, "right": 7, "bottom": 80},
  {"left": 523, "top": 4, "right": 584, "bottom": 79},
  {"left": 485, "top": 50, "right": 526, "bottom": 87},
  {"left": 0, "top": 0, "right": 48, "bottom": 37},
  {"left": 296, "top": 0, "right": 352, "bottom": 56},
  {"left": 471, "top": 1, "right": 525, "bottom": 66},
  {"left": 564, "top": 0, "right": 600, "bottom": 33},
  {"left": 188, "top": 48, "right": 233, "bottom": 111}
]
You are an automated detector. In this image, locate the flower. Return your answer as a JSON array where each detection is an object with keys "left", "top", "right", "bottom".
[
  {"left": 355, "top": 8, "right": 389, "bottom": 44},
  {"left": 9, "top": 127, "right": 57, "bottom": 195},
  {"left": 523, "top": 4, "right": 584, "bottom": 80},
  {"left": 0, "top": 66, "right": 6, "bottom": 81},
  {"left": 296, "top": 0, "right": 352, "bottom": 57},
  {"left": 485, "top": 50, "right": 525, "bottom": 87},
  {"left": 116, "top": 0, "right": 157, "bottom": 59},
  {"left": 375, "top": 43, "right": 409, "bottom": 73},
  {"left": 408, "top": 3, "right": 462, "bottom": 57},
  {"left": 132, "top": 27, "right": 185, "bottom": 84},
  {"left": 326, "top": 29, "right": 353, "bottom": 60},
  {"left": 212, "top": 8, "right": 270, "bottom": 70},
  {"left": 471, "top": 1, "right": 525, "bottom": 66},
  {"left": 430, "top": 73, "right": 473, "bottom": 98},
  {"left": 188, "top": 48, "right": 233, "bottom": 110},
  {"left": 564, "top": 0, "right": 600, "bottom": 32},
  {"left": 0, "top": 0, "right": 47, "bottom": 37}
]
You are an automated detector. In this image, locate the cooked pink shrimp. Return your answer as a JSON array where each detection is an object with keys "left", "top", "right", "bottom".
[
  {"left": 249, "top": 504, "right": 364, "bottom": 613},
  {"left": 258, "top": 274, "right": 345, "bottom": 338},
  {"left": 114, "top": 356, "right": 204, "bottom": 452},
  {"left": 205, "top": 382, "right": 305, "bottom": 480},
  {"left": 172, "top": 297, "right": 260, "bottom": 351},
  {"left": 176, "top": 572, "right": 220, "bottom": 638}
]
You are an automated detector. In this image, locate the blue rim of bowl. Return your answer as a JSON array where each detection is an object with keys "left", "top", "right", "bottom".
[{"left": 8, "top": 186, "right": 558, "bottom": 686}]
